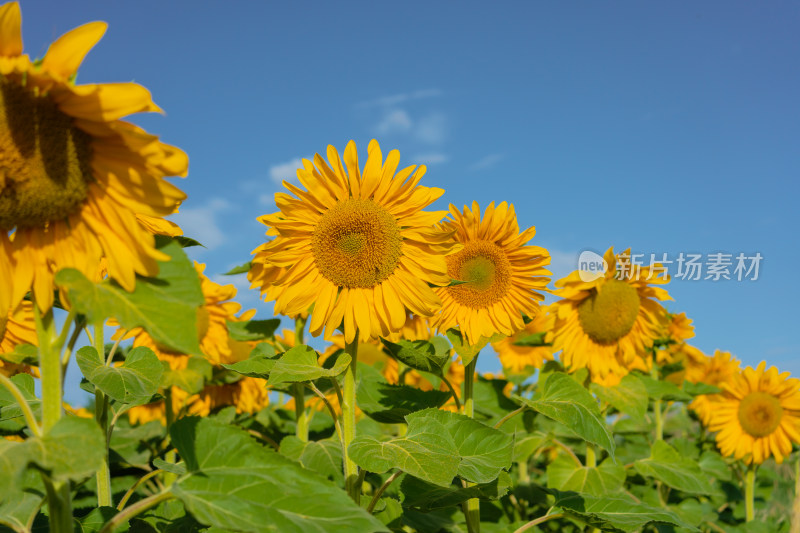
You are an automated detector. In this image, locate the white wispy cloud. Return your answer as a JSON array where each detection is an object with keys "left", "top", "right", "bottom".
[
  {"left": 375, "top": 109, "right": 413, "bottom": 135},
  {"left": 415, "top": 112, "right": 446, "bottom": 144},
  {"left": 172, "top": 198, "right": 231, "bottom": 250},
  {"left": 357, "top": 88, "right": 442, "bottom": 108},
  {"left": 469, "top": 153, "right": 505, "bottom": 171},
  {"left": 413, "top": 152, "right": 449, "bottom": 165},
  {"left": 269, "top": 157, "right": 307, "bottom": 184}
]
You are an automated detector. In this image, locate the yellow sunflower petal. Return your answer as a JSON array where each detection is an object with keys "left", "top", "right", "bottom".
[{"left": 41, "top": 21, "right": 107, "bottom": 80}]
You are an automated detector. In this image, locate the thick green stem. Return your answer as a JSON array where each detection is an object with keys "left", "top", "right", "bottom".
[
  {"left": 649, "top": 363, "right": 663, "bottom": 441},
  {"left": 43, "top": 479, "right": 73, "bottom": 533},
  {"left": 343, "top": 336, "right": 360, "bottom": 502},
  {"left": 94, "top": 323, "right": 112, "bottom": 507},
  {"left": 463, "top": 355, "right": 480, "bottom": 533},
  {"left": 34, "top": 306, "right": 61, "bottom": 433},
  {"left": 34, "top": 305, "right": 74, "bottom": 531},
  {"left": 293, "top": 316, "right": 308, "bottom": 441},
  {"left": 745, "top": 464, "right": 756, "bottom": 522}
]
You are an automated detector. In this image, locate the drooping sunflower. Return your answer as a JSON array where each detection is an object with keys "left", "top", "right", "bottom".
[
  {"left": 249, "top": 140, "right": 455, "bottom": 344},
  {"left": 0, "top": 2, "right": 188, "bottom": 312},
  {"left": 709, "top": 362, "right": 800, "bottom": 465},
  {"left": 491, "top": 308, "right": 555, "bottom": 375},
  {"left": 125, "top": 263, "right": 268, "bottom": 424},
  {"left": 550, "top": 247, "right": 671, "bottom": 380},
  {"left": 432, "top": 202, "right": 551, "bottom": 346},
  {"left": 686, "top": 349, "right": 741, "bottom": 425},
  {"left": 0, "top": 299, "right": 36, "bottom": 376}
]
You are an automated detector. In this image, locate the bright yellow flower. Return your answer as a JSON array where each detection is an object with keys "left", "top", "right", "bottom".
[
  {"left": 249, "top": 140, "right": 455, "bottom": 344},
  {"left": 432, "top": 202, "right": 550, "bottom": 346},
  {"left": 709, "top": 362, "right": 800, "bottom": 465},
  {"left": 492, "top": 310, "right": 554, "bottom": 375},
  {"left": 0, "top": 299, "right": 35, "bottom": 376},
  {"left": 550, "top": 247, "right": 671, "bottom": 380},
  {"left": 0, "top": 2, "right": 188, "bottom": 313},
  {"left": 687, "top": 349, "right": 741, "bottom": 425}
]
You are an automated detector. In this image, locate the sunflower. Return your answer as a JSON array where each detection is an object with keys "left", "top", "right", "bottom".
[
  {"left": 491, "top": 309, "right": 554, "bottom": 375},
  {"left": 0, "top": 2, "right": 188, "bottom": 312},
  {"left": 125, "top": 263, "right": 268, "bottom": 424},
  {"left": 550, "top": 247, "right": 671, "bottom": 380},
  {"left": 656, "top": 312, "right": 698, "bottom": 383},
  {"left": 249, "top": 140, "right": 455, "bottom": 344},
  {"left": 709, "top": 362, "right": 800, "bottom": 465},
  {"left": 0, "top": 299, "right": 36, "bottom": 376},
  {"left": 432, "top": 202, "right": 550, "bottom": 346},
  {"left": 687, "top": 349, "right": 741, "bottom": 425}
]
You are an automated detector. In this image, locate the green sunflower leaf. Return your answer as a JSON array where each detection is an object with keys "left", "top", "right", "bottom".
[
  {"left": 0, "top": 469, "right": 45, "bottom": 532},
  {"left": 223, "top": 261, "right": 252, "bottom": 275},
  {"left": 170, "top": 417, "right": 387, "bottom": 532},
  {"left": 634, "top": 440, "right": 716, "bottom": 495},
  {"left": 0, "top": 373, "right": 40, "bottom": 426},
  {"left": 380, "top": 338, "right": 450, "bottom": 376},
  {"left": 552, "top": 491, "right": 699, "bottom": 532},
  {"left": 408, "top": 409, "right": 514, "bottom": 484},
  {"left": 267, "top": 345, "right": 351, "bottom": 386},
  {"left": 54, "top": 239, "right": 204, "bottom": 355},
  {"left": 226, "top": 318, "right": 281, "bottom": 342},
  {"left": 399, "top": 471, "right": 512, "bottom": 511},
  {"left": 445, "top": 329, "right": 503, "bottom": 366},
  {"left": 590, "top": 373, "right": 649, "bottom": 421},
  {"left": 348, "top": 413, "right": 460, "bottom": 487},
  {"left": 280, "top": 435, "right": 343, "bottom": 484},
  {"left": 162, "top": 356, "right": 213, "bottom": 395},
  {"left": 76, "top": 345, "right": 163, "bottom": 406},
  {"left": 357, "top": 364, "right": 451, "bottom": 424},
  {"left": 546, "top": 455, "right": 625, "bottom": 496},
  {"left": 638, "top": 375, "right": 693, "bottom": 402},
  {"left": 222, "top": 344, "right": 279, "bottom": 379},
  {"left": 513, "top": 372, "right": 615, "bottom": 458}
]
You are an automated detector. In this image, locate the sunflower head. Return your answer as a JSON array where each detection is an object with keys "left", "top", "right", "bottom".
[
  {"left": 492, "top": 309, "right": 555, "bottom": 375},
  {"left": 0, "top": 299, "right": 36, "bottom": 376},
  {"left": 433, "top": 201, "right": 551, "bottom": 346},
  {"left": 709, "top": 362, "right": 800, "bottom": 464},
  {"left": 0, "top": 2, "right": 188, "bottom": 312},
  {"left": 249, "top": 140, "right": 456, "bottom": 344},
  {"left": 550, "top": 247, "right": 672, "bottom": 380}
]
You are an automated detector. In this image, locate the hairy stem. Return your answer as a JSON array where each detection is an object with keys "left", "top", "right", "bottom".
[
  {"left": 294, "top": 316, "right": 309, "bottom": 441},
  {"left": 94, "top": 322, "right": 112, "bottom": 507},
  {"left": 343, "top": 336, "right": 360, "bottom": 502},
  {"left": 100, "top": 491, "right": 174, "bottom": 533},
  {"left": 463, "top": 354, "right": 480, "bottom": 533},
  {"left": 513, "top": 512, "right": 565, "bottom": 533},
  {"left": 745, "top": 463, "right": 756, "bottom": 522},
  {"left": 0, "top": 373, "right": 41, "bottom": 437}
]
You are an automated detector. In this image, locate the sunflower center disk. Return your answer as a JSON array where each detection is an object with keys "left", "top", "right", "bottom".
[
  {"left": 738, "top": 391, "right": 783, "bottom": 438},
  {"left": 312, "top": 199, "right": 402, "bottom": 288},
  {"left": 446, "top": 240, "right": 511, "bottom": 308},
  {"left": 0, "top": 81, "right": 93, "bottom": 230},
  {"left": 577, "top": 279, "right": 641, "bottom": 344}
]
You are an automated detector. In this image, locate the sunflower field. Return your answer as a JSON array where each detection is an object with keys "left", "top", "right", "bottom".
[{"left": 1, "top": 3, "right": 798, "bottom": 533}]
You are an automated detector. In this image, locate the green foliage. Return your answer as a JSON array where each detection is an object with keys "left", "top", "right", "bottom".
[
  {"left": 226, "top": 318, "right": 281, "bottom": 342},
  {"left": 380, "top": 338, "right": 450, "bottom": 375},
  {"left": 357, "top": 364, "right": 451, "bottom": 423},
  {"left": 634, "top": 440, "right": 716, "bottom": 495},
  {"left": 76, "top": 346, "right": 163, "bottom": 406},
  {"left": 170, "top": 417, "right": 387, "bottom": 532},
  {"left": 54, "top": 238, "right": 204, "bottom": 354},
  {"left": 547, "top": 455, "right": 625, "bottom": 496},
  {"left": 591, "top": 373, "right": 648, "bottom": 421},
  {"left": 514, "top": 372, "right": 616, "bottom": 458}
]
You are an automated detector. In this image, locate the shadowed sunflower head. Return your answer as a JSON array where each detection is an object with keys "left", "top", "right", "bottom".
[
  {"left": 0, "top": 299, "right": 36, "bottom": 376},
  {"left": 492, "top": 309, "right": 555, "bottom": 375},
  {"left": 432, "top": 201, "right": 551, "bottom": 346},
  {"left": 687, "top": 349, "right": 740, "bottom": 425},
  {"left": 0, "top": 2, "right": 188, "bottom": 312},
  {"left": 709, "top": 361, "right": 800, "bottom": 464},
  {"left": 550, "top": 247, "right": 672, "bottom": 380},
  {"left": 249, "top": 140, "right": 456, "bottom": 344}
]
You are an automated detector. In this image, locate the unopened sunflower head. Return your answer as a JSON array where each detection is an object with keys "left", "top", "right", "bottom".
[
  {"left": 550, "top": 247, "right": 672, "bottom": 381},
  {"left": 431, "top": 201, "right": 551, "bottom": 346},
  {"left": 249, "top": 140, "right": 456, "bottom": 344},
  {"left": 0, "top": 2, "right": 188, "bottom": 312},
  {"left": 708, "top": 362, "right": 800, "bottom": 465}
]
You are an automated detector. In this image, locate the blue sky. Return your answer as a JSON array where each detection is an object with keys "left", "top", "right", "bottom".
[{"left": 17, "top": 1, "right": 800, "bottom": 398}]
